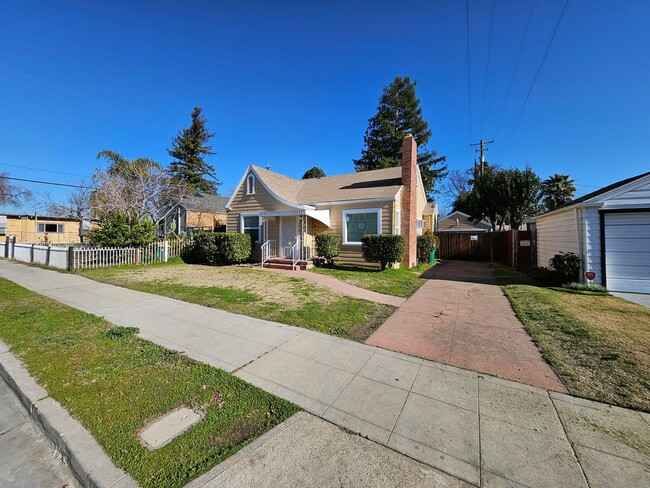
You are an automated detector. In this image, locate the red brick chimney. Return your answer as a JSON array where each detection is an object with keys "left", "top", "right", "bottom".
[{"left": 401, "top": 134, "right": 417, "bottom": 268}]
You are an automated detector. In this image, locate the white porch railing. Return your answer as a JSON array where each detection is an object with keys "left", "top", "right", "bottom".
[
  {"left": 291, "top": 239, "right": 301, "bottom": 270},
  {"left": 261, "top": 240, "right": 278, "bottom": 265}
]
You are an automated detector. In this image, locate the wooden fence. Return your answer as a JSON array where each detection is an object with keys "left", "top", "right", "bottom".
[{"left": 437, "top": 230, "right": 533, "bottom": 267}]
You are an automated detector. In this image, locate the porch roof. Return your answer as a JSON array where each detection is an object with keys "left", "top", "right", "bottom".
[{"left": 259, "top": 209, "right": 330, "bottom": 227}]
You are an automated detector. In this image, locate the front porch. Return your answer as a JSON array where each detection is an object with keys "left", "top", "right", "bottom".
[{"left": 259, "top": 210, "right": 329, "bottom": 270}]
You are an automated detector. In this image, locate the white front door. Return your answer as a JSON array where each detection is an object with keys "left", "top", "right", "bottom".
[{"left": 280, "top": 216, "right": 299, "bottom": 258}]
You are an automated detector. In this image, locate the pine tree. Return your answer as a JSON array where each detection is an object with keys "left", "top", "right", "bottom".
[
  {"left": 167, "top": 107, "right": 221, "bottom": 194},
  {"left": 302, "top": 166, "right": 326, "bottom": 179},
  {"left": 353, "top": 76, "right": 447, "bottom": 198}
]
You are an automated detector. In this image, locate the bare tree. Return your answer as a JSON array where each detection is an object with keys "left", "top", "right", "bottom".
[
  {"left": 45, "top": 180, "right": 94, "bottom": 219},
  {"left": 0, "top": 172, "right": 32, "bottom": 207},
  {"left": 92, "top": 150, "right": 189, "bottom": 220}
]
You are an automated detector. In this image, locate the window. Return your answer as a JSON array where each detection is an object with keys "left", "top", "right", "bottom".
[
  {"left": 246, "top": 174, "right": 256, "bottom": 194},
  {"left": 38, "top": 223, "right": 64, "bottom": 233},
  {"left": 417, "top": 219, "right": 425, "bottom": 236},
  {"left": 395, "top": 210, "right": 401, "bottom": 235},
  {"left": 343, "top": 208, "right": 381, "bottom": 245},
  {"left": 241, "top": 214, "right": 260, "bottom": 243}
]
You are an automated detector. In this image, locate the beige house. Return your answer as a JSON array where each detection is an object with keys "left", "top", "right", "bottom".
[
  {"left": 0, "top": 214, "right": 92, "bottom": 243},
  {"left": 437, "top": 211, "right": 491, "bottom": 232},
  {"left": 226, "top": 135, "right": 428, "bottom": 268},
  {"left": 422, "top": 202, "right": 438, "bottom": 232},
  {"left": 161, "top": 192, "right": 229, "bottom": 235}
]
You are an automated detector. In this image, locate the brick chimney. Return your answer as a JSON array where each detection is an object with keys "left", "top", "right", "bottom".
[{"left": 401, "top": 134, "right": 417, "bottom": 268}]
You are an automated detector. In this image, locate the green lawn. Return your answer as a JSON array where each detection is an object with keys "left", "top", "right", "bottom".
[
  {"left": 79, "top": 262, "right": 395, "bottom": 342},
  {"left": 489, "top": 264, "right": 650, "bottom": 412},
  {"left": 0, "top": 278, "right": 298, "bottom": 488},
  {"left": 310, "top": 263, "right": 433, "bottom": 298}
]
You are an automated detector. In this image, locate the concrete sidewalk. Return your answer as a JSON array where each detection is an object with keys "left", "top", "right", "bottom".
[
  {"left": 367, "top": 260, "right": 567, "bottom": 391},
  {"left": 1, "top": 260, "right": 649, "bottom": 487}
]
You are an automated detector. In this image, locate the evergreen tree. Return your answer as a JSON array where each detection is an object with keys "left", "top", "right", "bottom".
[
  {"left": 302, "top": 166, "right": 326, "bottom": 179},
  {"left": 167, "top": 107, "right": 221, "bottom": 194},
  {"left": 540, "top": 173, "right": 576, "bottom": 211},
  {"left": 353, "top": 76, "right": 447, "bottom": 198}
]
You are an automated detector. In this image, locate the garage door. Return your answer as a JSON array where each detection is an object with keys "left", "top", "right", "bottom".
[{"left": 604, "top": 212, "right": 650, "bottom": 293}]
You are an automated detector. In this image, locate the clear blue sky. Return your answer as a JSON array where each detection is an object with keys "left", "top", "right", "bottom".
[{"left": 1, "top": 0, "right": 648, "bottom": 214}]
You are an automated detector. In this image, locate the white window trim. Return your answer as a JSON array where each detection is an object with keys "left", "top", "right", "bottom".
[
  {"left": 342, "top": 208, "right": 382, "bottom": 245},
  {"left": 240, "top": 213, "right": 261, "bottom": 243},
  {"left": 246, "top": 174, "right": 256, "bottom": 195},
  {"left": 395, "top": 209, "right": 401, "bottom": 236}
]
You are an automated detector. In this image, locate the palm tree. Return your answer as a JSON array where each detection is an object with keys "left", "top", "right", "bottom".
[{"left": 540, "top": 174, "right": 576, "bottom": 211}]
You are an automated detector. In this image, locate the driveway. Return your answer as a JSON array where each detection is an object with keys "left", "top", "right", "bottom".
[{"left": 366, "top": 260, "right": 567, "bottom": 392}]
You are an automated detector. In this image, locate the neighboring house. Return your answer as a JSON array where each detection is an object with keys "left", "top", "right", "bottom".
[
  {"left": 161, "top": 192, "right": 229, "bottom": 236},
  {"left": 437, "top": 211, "right": 492, "bottom": 232},
  {"left": 0, "top": 214, "right": 93, "bottom": 243},
  {"left": 535, "top": 171, "right": 650, "bottom": 293},
  {"left": 226, "top": 134, "right": 427, "bottom": 267},
  {"left": 422, "top": 202, "right": 438, "bottom": 233}
]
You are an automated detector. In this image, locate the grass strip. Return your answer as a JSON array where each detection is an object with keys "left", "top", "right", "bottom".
[
  {"left": 0, "top": 278, "right": 298, "bottom": 488},
  {"left": 310, "top": 263, "right": 432, "bottom": 298},
  {"left": 490, "top": 265, "right": 650, "bottom": 412}
]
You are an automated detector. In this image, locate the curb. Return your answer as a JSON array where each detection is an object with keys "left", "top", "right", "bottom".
[{"left": 0, "top": 339, "right": 138, "bottom": 488}]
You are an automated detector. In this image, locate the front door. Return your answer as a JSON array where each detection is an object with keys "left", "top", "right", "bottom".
[{"left": 280, "top": 216, "right": 299, "bottom": 258}]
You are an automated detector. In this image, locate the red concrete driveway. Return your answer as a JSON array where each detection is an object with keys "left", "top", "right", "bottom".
[{"left": 366, "top": 260, "right": 567, "bottom": 392}]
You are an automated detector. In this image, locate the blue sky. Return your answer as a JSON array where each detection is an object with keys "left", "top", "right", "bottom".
[{"left": 1, "top": 0, "right": 648, "bottom": 214}]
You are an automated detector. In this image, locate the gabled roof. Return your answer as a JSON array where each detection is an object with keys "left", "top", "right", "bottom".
[
  {"left": 438, "top": 210, "right": 491, "bottom": 229},
  {"left": 228, "top": 164, "right": 424, "bottom": 209},
  {"left": 181, "top": 192, "right": 229, "bottom": 213},
  {"left": 423, "top": 202, "right": 438, "bottom": 215},
  {"left": 537, "top": 171, "right": 650, "bottom": 218}
]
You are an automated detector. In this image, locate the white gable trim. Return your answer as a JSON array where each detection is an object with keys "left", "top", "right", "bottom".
[
  {"left": 416, "top": 164, "right": 428, "bottom": 204},
  {"left": 226, "top": 166, "right": 312, "bottom": 211},
  {"left": 583, "top": 173, "right": 650, "bottom": 204}
]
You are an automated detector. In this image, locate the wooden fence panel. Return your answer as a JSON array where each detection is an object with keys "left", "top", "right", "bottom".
[{"left": 437, "top": 232, "right": 509, "bottom": 262}]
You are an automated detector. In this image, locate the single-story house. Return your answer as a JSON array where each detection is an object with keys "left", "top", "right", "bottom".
[
  {"left": 226, "top": 134, "right": 428, "bottom": 267},
  {"left": 535, "top": 171, "right": 650, "bottom": 293},
  {"left": 437, "top": 210, "right": 492, "bottom": 232},
  {"left": 422, "top": 202, "right": 438, "bottom": 232},
  {"left": 0, "top": 214, "right": 94, "bottom": 243},
  {"left": 160, "top": 192, "right": 229, "bottom": 236}
]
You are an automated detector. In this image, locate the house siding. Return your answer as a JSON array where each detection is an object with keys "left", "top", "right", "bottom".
[
  {"left": 0, "top": 217, "right": 86, "bottom": 243},
  {"left": 602, "top": 180, "right": 650, "bottom": 208},
  {"left": 536, "top": 208, "right": 579, "bottom": 269},
  {"left": 581, "top": 207, "right": 602, "bottom": 284}
]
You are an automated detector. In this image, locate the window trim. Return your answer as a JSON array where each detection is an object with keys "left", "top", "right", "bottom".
[
  {"left": 342, "top": 208, "right": 382, "bottom": 245},
  {"left": 240, "top": 213, "right": 261, "bottom": 243},
  {"left": 246, "top": 174, "right": 256, "bottom": 195},
  {"left": 395, "top": 209, "right": 401, "bottom": 236}
]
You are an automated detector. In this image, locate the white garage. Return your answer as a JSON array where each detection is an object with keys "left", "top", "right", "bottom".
[{"left": 536, "top": 171, "right": 650, "bottom": 294}]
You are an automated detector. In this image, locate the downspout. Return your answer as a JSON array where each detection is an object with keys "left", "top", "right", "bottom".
[{"left": 574, "top": 207, "right": 584, "bottom": 282}]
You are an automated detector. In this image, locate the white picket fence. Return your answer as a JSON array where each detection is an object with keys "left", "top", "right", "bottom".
[{"left": 1, "top": 238, "right": 190, "bottom": 271}]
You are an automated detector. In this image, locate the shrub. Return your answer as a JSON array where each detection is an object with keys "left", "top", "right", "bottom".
[
  {"left": 88, "top": 211, "right": 156, "bottom": 247},
  {"left": 550, "top": 252, "right": 581, "bottom": 285},
  {"left": 417, "top": 232, "right": 439, "bottom": 262},
  {"left": 565, "top": 282, "right": 608, "bottom": 293},
  {"left": 522, "top": 265, "right": 562, "bottom": 286},
  {"left": 361, "top": 234, "right": 405, "bottom": 270},
  {"left": 182, "top": 232, "right": 252, "bottom": 265},
  {"left": 315, "top": 233, "right": 341, "bottom": 265}
]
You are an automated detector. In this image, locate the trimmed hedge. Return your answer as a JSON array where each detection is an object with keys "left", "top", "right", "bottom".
[
  {"left": 315, "top": 233, "right": 341, "bottom": 265},
  {"left": 417, "top": 233, "right": 438, "bottom": 262},
  {"left": 550, "top": 251, "right": 581, "bottom": 285},
  {"left": 182, "top": 232, "right": 252, "bottom": 265},
  {"left": 361, "top": 234, "right": 405, "bottom": 270}
]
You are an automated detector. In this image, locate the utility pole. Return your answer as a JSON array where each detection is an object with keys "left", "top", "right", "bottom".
[{"left": 470, "top": 139, "right": 494, "bottom": 177}]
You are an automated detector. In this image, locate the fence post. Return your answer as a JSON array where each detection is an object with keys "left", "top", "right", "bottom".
[
  {"left": 67, "top": 246, "right": 74, "bottom": 272},
  {"left": 163, "top": 240, "right": 169, "bottom": 262},
  {"left": 9, "top": 236, "right": 15, "bottom": 259},
  {"left": 135, "top": 247, "right": 140, "bottom": 265},
  {"left": 30, "top": 243, "right": 35, "bottom": 263}
]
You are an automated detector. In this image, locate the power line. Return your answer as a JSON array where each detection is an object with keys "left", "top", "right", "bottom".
[
  {"left": 1, "top": 176, "right": 93, "bottom": 189},
  {"left": 0, "top": 162, "right": 89, "bottom": 178},
  {"left": 480, "top": 0, "right": 496, "bottom": 138},
  {"left": 466, "top": 0, "right": 473, "bottom": 144},
  {"left": 494, "top": 0, "right": 536, "bottom": 143},
  {"left": 498, "top": 0, "right": 571, "bottom": 159}
]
